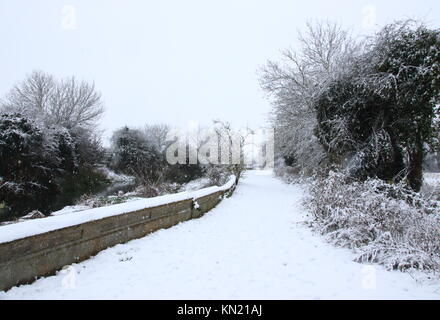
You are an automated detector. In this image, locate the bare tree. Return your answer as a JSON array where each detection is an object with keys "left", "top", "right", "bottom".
[
  {"left": 144, "top": 124, "right": 171, "bottom": 153},
  {"left": 1, "top": 71, "right": 55, "bottom": 122},
  {"left": 213, "top": 119, "right": 252, "bottom": 183},
  {"left": 259, "top": 21, "right": 362, "bottom": 175},
  {"left": 50, "top": 76, "right": 104, "bottom": 129},
  {"left": 1, "top": 71, "right": 104, "bottom": 130}
]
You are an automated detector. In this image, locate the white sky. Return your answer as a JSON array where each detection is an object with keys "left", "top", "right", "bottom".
[{"left": 0, "top": 0, "right": 438, "bottom": 143}]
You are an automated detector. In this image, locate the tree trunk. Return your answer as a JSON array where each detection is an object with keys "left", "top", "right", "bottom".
[
  {"left": 388, "top": 130, "right": 405, "bottom": 182},
  {"left": 407, "top": 135, "right": 424, "bottom": 192}
]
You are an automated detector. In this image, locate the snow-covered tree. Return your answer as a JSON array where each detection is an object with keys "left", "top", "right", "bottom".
[
  {"left": 212, "top": 120, "right": 250, "bottom": 184},
  {"left": 1, "top": 71, "right": 104, "bottom": 130},
  {"left": 110, "top": 127, "right": 164, "bottom": 189},
  {"left": 259, "top": 21, "right": 362, "bottom": 175},
  {"left": 315, "top": 21, "right": 440, "bottom": 191},
  {"left": 372, "top": 21, "right": 440, "bottom": 191},
  {"left": 0, "top": 114, "right": 62, "bottom": 217},
  {"left": 144, "top": 124, "right": 171, "bottom": 153},
  {"left": 1, "top": 71, "right": 106, "bottom": 170},
  {"left": 0, "top": 71, "right": 108, "bottom": 218}
]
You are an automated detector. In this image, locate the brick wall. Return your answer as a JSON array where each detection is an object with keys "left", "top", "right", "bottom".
[{"left": 0, "top": 183, "right": 235, "bottom": 292}]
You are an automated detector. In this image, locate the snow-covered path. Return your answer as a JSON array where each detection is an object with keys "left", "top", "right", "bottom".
[{"left": 1, "top": 171, "right": 439, "bottom": 299}]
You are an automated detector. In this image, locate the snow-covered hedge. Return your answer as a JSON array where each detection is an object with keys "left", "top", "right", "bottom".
[{"left": 305, "top": 172, "right": 440, "bottom": 272}]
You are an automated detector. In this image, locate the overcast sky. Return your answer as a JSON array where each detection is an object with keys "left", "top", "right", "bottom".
[{"left": 0, "top": 0, "right": 438, "bottom": 142}]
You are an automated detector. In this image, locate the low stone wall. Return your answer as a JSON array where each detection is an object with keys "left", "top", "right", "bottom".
[{"left": 0, "top": 182, "right": 236, "bottom": 292}]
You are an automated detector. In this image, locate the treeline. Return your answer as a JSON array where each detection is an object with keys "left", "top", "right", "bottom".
[
  {"left": 261, "top": 20, "right": 439, "bottom": 192},
  {"left": 108, "top": 120, "right": 248, "bottom": 194},
  {"left": 0, "top": 72, "right": 245, "bottom": 220}
]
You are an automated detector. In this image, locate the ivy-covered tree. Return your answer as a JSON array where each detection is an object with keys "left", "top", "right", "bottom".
[
  {"left": 315, "top": 21, "right": 440, "bottom": 191},
  {"left": 372, "top": 22, "right": 440, "bottom": 191},
  {"left": 315, "top": 75, "right": 405, "bottom": 183}
]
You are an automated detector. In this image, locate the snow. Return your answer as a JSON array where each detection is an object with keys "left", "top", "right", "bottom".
[
  {"left": 50, "top": 205, "right": 94, "bottom": 216},
  {"left": 424, "top": 172, "right": 440, "bottom": 186},
  {"left": 96, "top": 166, "right": 134, "bottom": 183},
  {"left": 1, "top": 171, "right": 438, "bottom": 300},
  {"left": 0, "top": 176, "right": 236, "bottom": 245},
  {"left": 180, "top": 178, "right": 211, "bottom": 192}
]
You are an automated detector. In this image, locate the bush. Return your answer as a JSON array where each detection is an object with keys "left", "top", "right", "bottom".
[
  {"left": 0, "top": 113, "right": 108, "bottom": 220},
  {"left": 305, "top": 171, "right": 440, "bottom": 272},
  {"left": 0, "top": 114, "right": 61, "bottom": 218},
  {"left": 204, "top": 165, "right": 231, "bottom": 186},
  {"left": 110, "top": 126, "right": 165, "bottom": 185},
  {"left": 56, "top": 168, "right": 110, "bottom": 209}
]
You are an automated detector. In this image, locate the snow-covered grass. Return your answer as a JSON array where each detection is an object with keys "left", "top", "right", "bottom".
[
  {"left": 423, "top": 172, "right": 440, "bottom": 201},
  {"left": 424, "top": 172, "right": 440, "bottom": 186},
  {"left": 306, "top": 171, "right": 440, "bottom": 274},
  {"left": 1, "top": 171, "right": 438, "bottom": 299}
]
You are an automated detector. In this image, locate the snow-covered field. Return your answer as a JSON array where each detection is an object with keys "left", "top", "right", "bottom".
[{"left": 1, "top": 171, "right": 439, "bottom": 300}]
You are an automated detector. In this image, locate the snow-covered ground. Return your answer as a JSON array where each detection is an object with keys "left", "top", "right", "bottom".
[
  {"left": 425, "top": 172, "right": 440, "bottom": 187},
  {"left": 1, "top": 171, "right": 439, "bottom": 300}
]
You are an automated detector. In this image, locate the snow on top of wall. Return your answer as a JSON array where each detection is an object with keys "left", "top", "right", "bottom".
[{"left": 0, "top": 176, "right": 236, "bottom": 245}]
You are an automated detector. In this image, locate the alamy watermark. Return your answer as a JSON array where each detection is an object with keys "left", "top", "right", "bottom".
[
  {"left": 164, "top": 125, "right": 274, "bottom": 169},
  {"left": 61, "top": 4, "right": 78, "bottom": 30}
]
